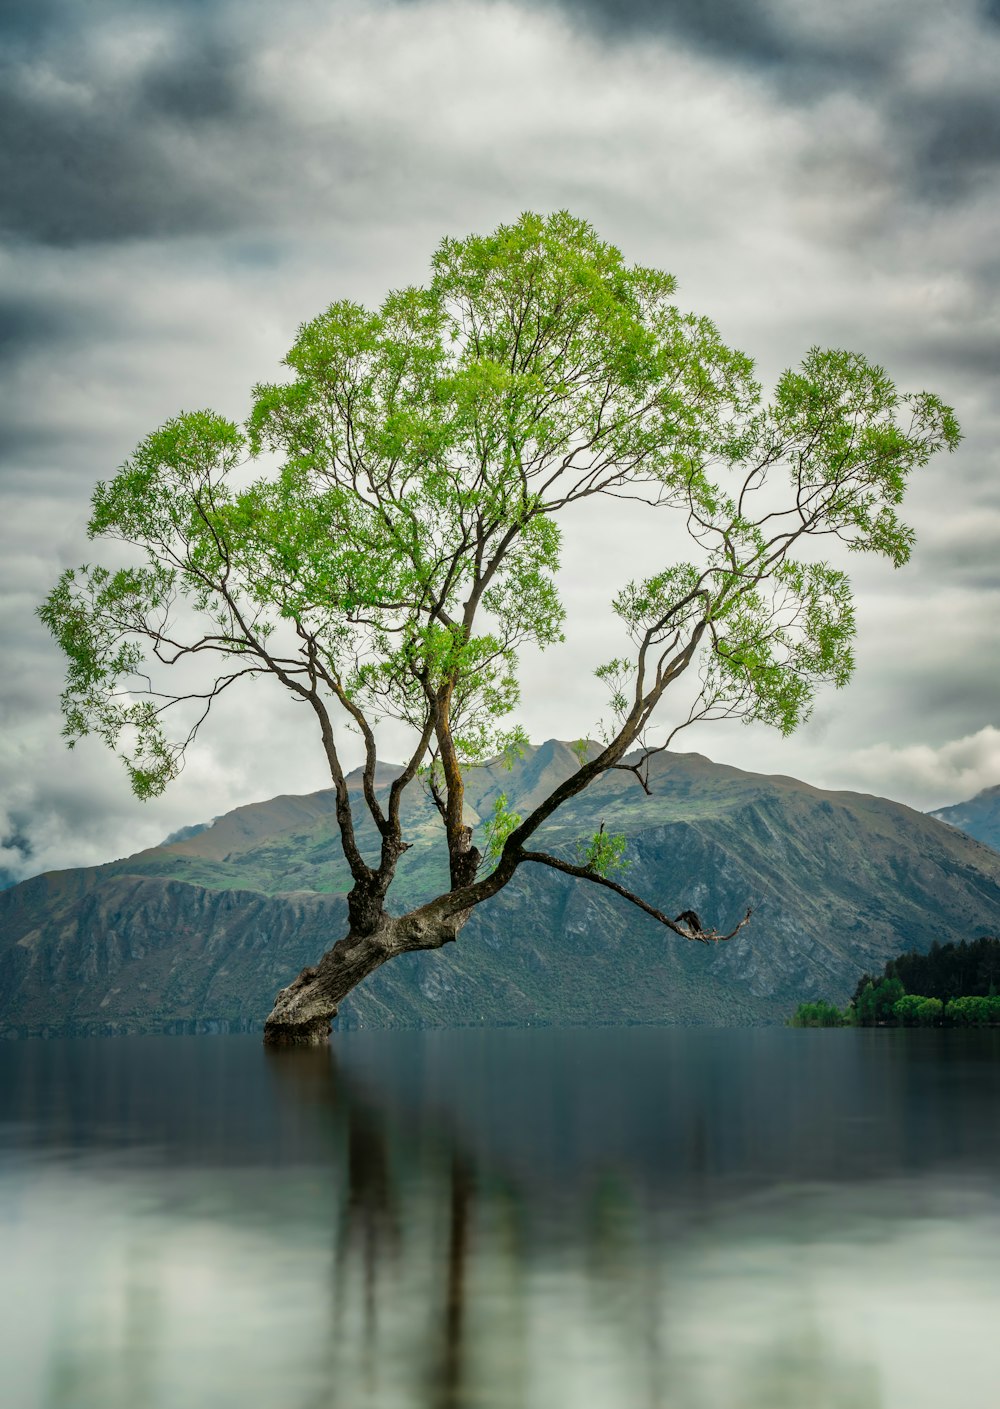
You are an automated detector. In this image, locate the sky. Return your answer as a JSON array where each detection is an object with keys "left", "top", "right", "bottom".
[{"left": 2, "top": 0, "right": 999, "bottom": 883}]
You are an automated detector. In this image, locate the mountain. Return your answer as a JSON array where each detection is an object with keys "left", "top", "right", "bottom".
[
  {"left": 2, "top": 741, "right": 1000, "bottom": 1037},
  {"left": 930, "top": 786, "right": 1000, "bottom": 853}
]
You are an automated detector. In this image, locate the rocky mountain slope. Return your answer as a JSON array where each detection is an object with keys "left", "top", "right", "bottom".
[
  {"left": 931, "top": 785, "right": 1000, "bottom": 853},
  {"left": 2, "top": 741, "right": 1000, "bottom": 1036}
]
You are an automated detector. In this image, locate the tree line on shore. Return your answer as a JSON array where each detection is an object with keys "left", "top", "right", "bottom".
[{"left": 790, "top": 936, "right": 1000, "bottom": 1028}]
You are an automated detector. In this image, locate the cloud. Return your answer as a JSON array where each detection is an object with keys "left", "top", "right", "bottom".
[
  {"left": 533, "top": 0, "right": 790, "bottom": 62},
  {"left": 0, "top": 18, "right": 255, "bottom": 245},
  {"left": 831, "top": 727, "right": 1000, "bottom": 812},
  {"left": 536, "top": 0, "right": 1000, "bottom": 223},
  {"left": 1, "top": 0, "right": 999, "bottom": 877}
]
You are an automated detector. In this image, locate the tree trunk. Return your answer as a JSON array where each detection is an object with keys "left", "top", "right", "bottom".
[{"left": 262, "top": 907, "right": 463, "bottom": 1046}]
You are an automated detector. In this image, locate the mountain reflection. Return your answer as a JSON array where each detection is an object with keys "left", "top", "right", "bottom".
[{"left": 3, "top": 1028, "right": 1000, "bottom": 1408}]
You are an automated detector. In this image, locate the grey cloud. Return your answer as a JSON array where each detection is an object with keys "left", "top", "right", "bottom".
[
  {"left": 141, "top": 38, "right": 246, "bottom": 124},
  {"left": 0, "top": 0, "right": 72, "bottom": 49},
  {"left": 537, "top": 0, "right": 790, "bottom": 63},
  {"left": 3, "top": 0, "right": 996, "bottom": 260},
  {"left": 0, "top": 92, "right": 246, "bottom": 246},
  {"left": 0, "top": 0, "right": 227, "bottom": 47},
  {"left": 0, "top": 828, "right": 33, "bottom": 889},
  {"left": 0, "top": 8, "right": 254, "bottom": 245},
  {"left": 916, "top": 518, "right": 1000, "bottom": 591},
  {"left": 914, "top": 329, "right": 1000, "bottom": 379},
  {"left": 0, "top": 291, "right": 103, "bottom": 366},
  {"left": 534, "top": 0, "right": 1000, "bottom": 206},
  {"left": 894, "top": 90, "right": 1000, "bottom": 199},
  {"left": 895, "top": 673, "right": 1000, "bottom": 737},
  {"left": 529, "top": 0, "right": 908, "bottom": 84}
]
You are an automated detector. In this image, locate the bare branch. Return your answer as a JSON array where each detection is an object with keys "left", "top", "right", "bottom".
[{"left": 519, "top": 850, "right": 753, "bottom": 943}]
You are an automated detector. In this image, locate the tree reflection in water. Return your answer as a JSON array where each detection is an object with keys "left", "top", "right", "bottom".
[
  {"left": 265, "top": 1046, "right": 484, "bottom": 1409},
  {"left": 262, "top": 1043, "right": 897, "bottom": 1409},
  {"left": 7, "top": 1029, "right": 1000, "bottom": 1408}
]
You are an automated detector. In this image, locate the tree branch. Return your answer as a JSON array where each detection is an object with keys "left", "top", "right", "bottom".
[{"left": 519, "top": 850, "right": 752, "bottom": 943}]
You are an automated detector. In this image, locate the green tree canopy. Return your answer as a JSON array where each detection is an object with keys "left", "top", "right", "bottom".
[
  {"left": 855, "top": 976, "right": 906, "bottom": 1026},
  {"left": 39, "top": 212, "right": 962, "bottom": 1043}
]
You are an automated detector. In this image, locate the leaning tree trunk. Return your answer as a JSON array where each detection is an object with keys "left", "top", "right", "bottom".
[{"left": 262, "top": 908, "right": 462, "bottom": 1046}]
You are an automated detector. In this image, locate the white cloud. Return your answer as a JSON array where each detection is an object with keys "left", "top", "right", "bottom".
[{"left": 824, "top": 727, "right": 1000, "bottom": 812}]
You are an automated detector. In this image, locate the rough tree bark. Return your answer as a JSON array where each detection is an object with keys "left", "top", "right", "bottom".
[{"left": 262, "top": 906, "right": 472, "bottom": 1046}]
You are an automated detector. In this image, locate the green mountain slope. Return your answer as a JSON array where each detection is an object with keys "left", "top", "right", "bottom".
[
  {"left": 930, "top": 786, "right": 1000, "bottom": 853},
  {"left": 2, "top": 741, "right": 1000, "bottom": 1036}
]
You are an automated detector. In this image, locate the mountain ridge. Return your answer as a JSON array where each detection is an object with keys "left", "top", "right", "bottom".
[
  {"left": 2, "top": 742, "right": 999, "bottom": 1037},
  {"left": 931, "top": 785, "right": 1000, "bottom": 854}
]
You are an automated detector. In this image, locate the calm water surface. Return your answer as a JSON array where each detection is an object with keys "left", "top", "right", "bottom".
[{"left": 2, "top": 1026, "right": 1000, "bottom": 1408}]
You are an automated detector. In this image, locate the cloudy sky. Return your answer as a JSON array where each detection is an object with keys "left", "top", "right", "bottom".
[{"left": 2, "top": 0, "right": 999, "bottom": 883}]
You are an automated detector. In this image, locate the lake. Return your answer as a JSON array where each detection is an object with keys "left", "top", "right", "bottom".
[{"left": 2, "top": 1026, "right": 1000, "bottom": 1408}]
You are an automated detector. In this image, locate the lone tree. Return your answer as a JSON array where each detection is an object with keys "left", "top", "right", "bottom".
[{"left": 40, "top": 213, "right": 960, "bottom": 1044}]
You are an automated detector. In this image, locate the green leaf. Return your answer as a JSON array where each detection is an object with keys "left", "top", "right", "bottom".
[{"left": 575, "top": 824, "right": 630, "bottom": 878}]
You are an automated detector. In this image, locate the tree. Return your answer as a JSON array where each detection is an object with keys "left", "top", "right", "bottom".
[
  {"left": 851, "top": 971, "right": 875, "bottom": 1007},
  {"left": 38, "top": 212, "right": 961, "bottom": 1045},
  {"left": 855, "top": 976, "right": 907, "bottom": 1026},
  {"left": 945, "top": 995, "right": 994, "bottom": 1027},
  {"left": 877, "top": 936, "right": 1000, "bottom": 1000},
  {"left": 790, "top": 1000, "right": 846, "bottom": 1028},
  {"left": 892, "top": 993, "right": 924, "bottom": 1027},
  {"left": 915, "top": 997, "right": 943, "bottom": 1027}
]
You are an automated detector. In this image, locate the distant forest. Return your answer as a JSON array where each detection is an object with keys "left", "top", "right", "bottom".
[
  {"left": 792, "top": 936, "right": 1000, "bottom": 1028},
  {"left": 854, "top": 936, "right": 1000, "bottom": 1003}
]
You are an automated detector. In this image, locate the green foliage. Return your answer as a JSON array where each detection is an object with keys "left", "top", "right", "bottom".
[
  {"left": 795, "top": 983, "right": 951, "bottom": 1029},
  {"left": 885, "top": 937, "right": 1000, "bottom": 1000},
  {"left": 850, "top": 971, "right": 875, "bottom": 1006},
  {"left": 37, "top": 562, "right": 186, "bottom": 796},
  {"left": 914, "top": 997, "right": 943, "bottom": 1026},
  {"left": 39, "top": 210, "right": 960, "bottom": 826},
  {"left": 892, "top": 993, "right": 925, "bottom": 1027},
  {"left": 815, "top": 943, "right": 1000, "bottom": 1029},
  {"left": 853, "top": 976, "right": 905, "bottom": 1026},
  {"left": 944, "top": 995, "right": 1000, "bottom": 1027},
  {"left": 789, "top": 1000, "right": 848, "bottom": 1028},
  {"left": 483, "top": 792, "right": 522, "bottom": 864},
  {"left": 851, "top": 981, "right": 997, "bottom": 1029},
  {"left": 498, "top": 728, "right": 530, "bottom": 772},
  {"left": 705, "top": 559, "right": 856, "bottom": 736},
  {"left": 594, "top": 657, "right": 636, "bottom": 739},
  {"left": 575, "top": 824, "right": 630, "bottom": 878}
]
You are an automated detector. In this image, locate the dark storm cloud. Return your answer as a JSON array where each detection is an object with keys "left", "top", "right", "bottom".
[
  {"left": 0, "top": 0, "right": 68, "bottom": 47},
  {"left": 529, "top": 0, "right": 1000, "bottom": 202},
  {"left": 0, "top": 5, "right": 252, "bottom": 245},
  {"left": 529, "top": 0, "right": 891, "bottom": 74},
  {"left": 0, "top": 423, "right": 81, "bottom": 471},
  {"left": 0, "top": 0, "right": 221, "bottom": 45},
  {"left": 3, "top": 0, "right": 998, "bottom": 255},
  {"left": 896, "top": 90, "right": 1000, "bottom": 199},
  {"left": 0, "top": 292, "right": 101, "bottom": 366},
  {"left": 143, "top": 49, "right": 242, "bottom": 123},
  {"left": 0, "top": 296, "right": 63, "bottom": 366},
  {"left": 917, "top": 328, "right": 1000, "bottom": 379},
  {"left": 536, "top": 0, "right": 789, "bottom": 64}
]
